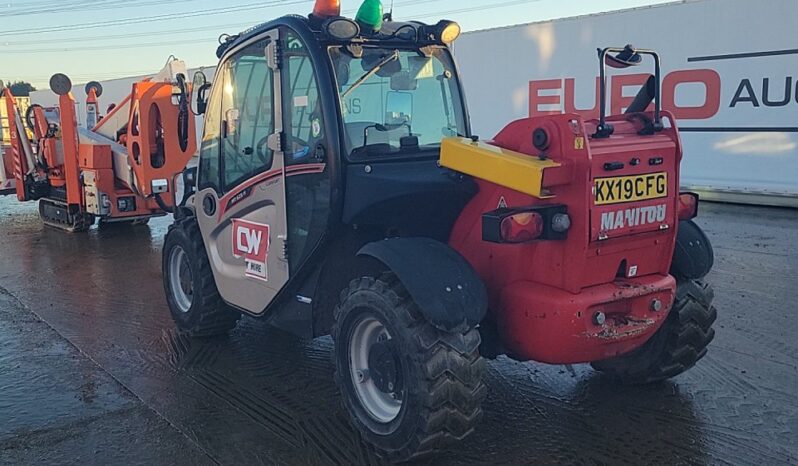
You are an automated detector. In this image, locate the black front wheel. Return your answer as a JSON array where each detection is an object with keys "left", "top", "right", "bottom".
[
  {"left": 162, "top": 218, "right": 240, "bottom": 337},
  {"left": 332, "top": 273, "right": 487, "bottom": 461},
  {"left": 591, "top": 279, "right": 717, "bottom": 384}
]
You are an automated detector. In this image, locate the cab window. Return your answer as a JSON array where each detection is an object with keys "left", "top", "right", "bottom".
[
  {"left": 220, "top": 40, "right": 275, "bottom": 192},
  {"left": 198, "top": 74, "right": 223, "bottom": 192}
]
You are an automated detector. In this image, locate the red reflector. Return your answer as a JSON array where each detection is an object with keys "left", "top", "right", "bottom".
[
  {"left": 500, "top": 212, "right": 544, "bottom": 243},
  {"left": 312, "top": 0, "right": 341, "bottom": 17},
  {"left": 678, "top": 192, "right": 699, "bottom": 220}
]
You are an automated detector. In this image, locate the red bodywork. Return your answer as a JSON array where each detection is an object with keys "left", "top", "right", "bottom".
[{"left": 449, "top": 112, "right": 683, "bottom": 364}]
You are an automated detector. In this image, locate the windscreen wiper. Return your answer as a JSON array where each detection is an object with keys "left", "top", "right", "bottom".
[{"left": 341, "top": 51, "right": 399, "bottom": 100}]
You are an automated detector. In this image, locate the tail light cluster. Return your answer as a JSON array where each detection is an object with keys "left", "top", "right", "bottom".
[
  {"left": 678, "top": 192, "right": 699, "bottom": 220},
  {"left": 483, "top": 205, "right": 570, "bottom": 244}
]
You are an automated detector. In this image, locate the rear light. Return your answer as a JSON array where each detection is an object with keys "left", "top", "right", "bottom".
[
  {"left": 483, "top": 205, "right": 569, "bottom": 244},
  {"left": 500, "top": 212, "right": 544, "bottom": 243},
  {"left": 678, "top": 192, "right": 699, "bottom": 220}
]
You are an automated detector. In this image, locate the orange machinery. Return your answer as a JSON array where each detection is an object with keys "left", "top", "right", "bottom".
[{"left": 1, "top": 58, "right": 196, "bottom": 231}]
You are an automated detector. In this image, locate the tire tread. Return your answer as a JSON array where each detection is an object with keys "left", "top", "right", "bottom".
[
  {"left": 591, "top": 279, "right": 717, "bottom": 385},
  {"left": 332, "top": 273, "right": 486, "bottom": 461}
]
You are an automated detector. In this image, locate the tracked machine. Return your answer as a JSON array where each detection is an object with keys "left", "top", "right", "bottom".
[
  {"left": 1, "top": 58, "right": 196, "bottom": 231},
  {"left": 155, "top": 0, "right": 718, "bottom": 460}
]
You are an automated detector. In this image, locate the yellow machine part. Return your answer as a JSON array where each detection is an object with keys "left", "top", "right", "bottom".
[{"left": 439, "top": 137, "right": 561, "bottom": 199}]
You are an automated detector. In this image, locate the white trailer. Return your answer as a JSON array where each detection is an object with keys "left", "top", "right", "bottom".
[{"left": 453, "top": 0, "right": 798, "bottom": 207}]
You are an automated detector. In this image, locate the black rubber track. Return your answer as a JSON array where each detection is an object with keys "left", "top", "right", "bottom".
[
  {"left": 591, "top": 279, "right": 717, "bottom": 384},
  {"left": 38, "top": 200, "right": 94, "bottom": 233},
  {"left": 332, "top": 273, "right": 487, "bottom": 462},
  {"left": 162, "top": 217, "right": 240, "bottom": 337}
]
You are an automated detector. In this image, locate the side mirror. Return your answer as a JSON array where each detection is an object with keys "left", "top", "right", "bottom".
[
  {"left": 385, "top": 91, "right": 413, "bottom": 126},
  {"left": 192, "top": 71, "right": 210, "bottom": 115},
  {"left": 390, "top": 71, "right": 418, "bottom": 91},
  {"left": 335, "top": 60, "right": 351, "bottom": 88},
  {"left": 604, "top": 44, "right": 642, "bottom": 69},
  {"left": 192, "top": 70, "right": 207, "bottom": 89},
  {"left": 595, "top": 44, "right": 662, "bottom": 138}
]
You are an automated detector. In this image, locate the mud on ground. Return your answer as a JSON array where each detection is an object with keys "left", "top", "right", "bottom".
[{"left": 0, "top": 199, "right": 796, "bottom": 465}]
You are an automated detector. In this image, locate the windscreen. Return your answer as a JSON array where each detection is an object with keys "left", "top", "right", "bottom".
[{"left": 329, "top": 46, "right": 467, "bottom": 159}]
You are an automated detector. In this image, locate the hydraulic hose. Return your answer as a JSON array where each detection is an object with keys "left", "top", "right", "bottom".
[
  {"left": 154, "top": 193, "right": 174, "bottom": 214},
  {"left": 176, "top": 73, "right": 190, "bottom": 152}
]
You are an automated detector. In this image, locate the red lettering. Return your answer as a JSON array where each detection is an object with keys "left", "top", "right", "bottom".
[
  {"left": 529, "top": 79, "right": 562, "bottom": 116},
  {"left": 662, "top": 69, "right": 721, "bottom": 119},
  {"left": 530, "top": 69, "right": 721, "bottom": 121}
]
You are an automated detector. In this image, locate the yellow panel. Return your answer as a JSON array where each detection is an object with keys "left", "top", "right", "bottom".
[{"left": 439, "top": 137, "right": 561, "bottom": 199}]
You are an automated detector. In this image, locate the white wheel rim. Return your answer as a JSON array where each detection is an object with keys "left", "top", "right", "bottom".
[
  {"left": 168, "top": 246, "right": 193, "bottom": 313},
  {"left": 349, "top": 315, "right": 403, "bottom": 424}
]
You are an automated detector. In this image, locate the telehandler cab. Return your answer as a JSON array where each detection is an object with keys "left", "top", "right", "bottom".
[{"left": 162, "top": 0, "right": 717, "bottom": 460}]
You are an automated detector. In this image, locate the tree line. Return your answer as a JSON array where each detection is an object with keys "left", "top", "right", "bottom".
[{"left": 0, "top": 81, "right": 37, "bottom": 96}]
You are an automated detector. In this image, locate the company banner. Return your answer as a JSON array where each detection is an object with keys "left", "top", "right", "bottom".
[{"left": 454, "top": 0, "right": 798, "bottom": 202}]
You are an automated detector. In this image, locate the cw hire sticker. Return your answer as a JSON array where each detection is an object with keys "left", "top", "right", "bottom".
[
  {"left": 232, "top": 219, "right": 270, "bottom": 281},
  {"left": 600, "top": 204, "right": 667, "bottom": 231}
]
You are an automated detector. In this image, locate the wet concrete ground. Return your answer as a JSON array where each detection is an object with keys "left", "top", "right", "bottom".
[{"left": 0, "top": 198, "right": 796, "bottom": 465}]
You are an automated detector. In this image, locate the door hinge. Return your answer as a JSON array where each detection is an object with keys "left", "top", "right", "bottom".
[
  {"left": 267, "top": 132, "right": 285, "bottom": 153},
  {"left": 266, "top": 39, "right": 282, "bottom": 70},
  {"left": 277, "top": 234, "right": 288, "bottom": 262}
]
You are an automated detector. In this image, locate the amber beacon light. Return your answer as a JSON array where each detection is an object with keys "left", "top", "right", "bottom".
[{"left": 313, "top": 0, "right": 341, "bottom": 18}]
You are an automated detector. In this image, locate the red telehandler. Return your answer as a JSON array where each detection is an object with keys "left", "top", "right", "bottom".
[
  {"left": 1, "top": 58, "right": 196, "bottom": 231},
  {"left": 159, "top": 0, "right": 718, "bottom": 461}
]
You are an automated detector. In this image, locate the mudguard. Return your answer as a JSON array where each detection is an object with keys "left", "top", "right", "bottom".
[
  {"left": 671, "top": 220, "right": 714, "bottom": 280},
  {"left": 358, "top": 237, "right": 488, "bottom": 333}
]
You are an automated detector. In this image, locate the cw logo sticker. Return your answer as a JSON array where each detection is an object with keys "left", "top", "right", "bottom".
[{"left": 232, "top": 219, "right": 270, "bottom": 281}]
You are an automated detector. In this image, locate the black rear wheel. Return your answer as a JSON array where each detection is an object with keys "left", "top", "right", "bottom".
[
  {"left": 332, "top": 273, "right": 486, "bottom": 461},
  {"left": 591, "top": 279, "right": 717, "bottom": 384},
  {"left": 162, "top": 218, "right": 240, "bottom": 337}
]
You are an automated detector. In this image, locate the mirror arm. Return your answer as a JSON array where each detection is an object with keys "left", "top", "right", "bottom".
[
  {"left": 594, "top": 47, "right": 613, "bottom": 139},
  {"left": 593, "top": 47, "right": 663, "bottom": 139}
]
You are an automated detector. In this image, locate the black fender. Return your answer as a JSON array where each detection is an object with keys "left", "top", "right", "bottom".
[
  {"left": 358, "top": 237, "right": 488, "bottom": 333},
  {"left": 671, "top": 220, "right": 714, "bottom": 280}
]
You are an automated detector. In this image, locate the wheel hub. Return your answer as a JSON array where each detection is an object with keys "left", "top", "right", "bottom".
[
  {"left": 367, "top": 340, "right": 402, "bottom": 394},
  {"left": 168, "top": 246, "right": 193, "bottom": 313},
  {"left": 348, "top": 315, "right": 404, "bottom": 424}
]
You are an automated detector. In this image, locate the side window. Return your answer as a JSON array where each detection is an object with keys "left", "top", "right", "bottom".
[
  {"left": 284, "top": 33, "right": 324, "bottom": 163},
  {"left": 282, "top": 30, "right": 330, "bottom": 270},
  {"left": 198, "top": 73, "right": 223, "bottom": 192},
  {"left": 221, "top": 40, "right": 275, "bottom": 192}
]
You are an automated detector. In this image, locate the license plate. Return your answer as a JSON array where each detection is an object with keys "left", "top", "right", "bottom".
[{"left": 595, "top": 172, "right": 668, "bottom": 206}]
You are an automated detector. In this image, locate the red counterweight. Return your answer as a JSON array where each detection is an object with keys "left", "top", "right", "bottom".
[{"left": 449, "top": 112, "right": 683, "bottom": 363}]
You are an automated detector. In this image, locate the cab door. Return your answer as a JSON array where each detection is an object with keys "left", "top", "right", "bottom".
[{"left": 195, "top": 29, "right": 289, "bottom": 314}]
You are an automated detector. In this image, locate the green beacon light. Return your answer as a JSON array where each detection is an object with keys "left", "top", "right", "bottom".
[{"left": 355, "top": 0, "right": 383, "bottom": 33}]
